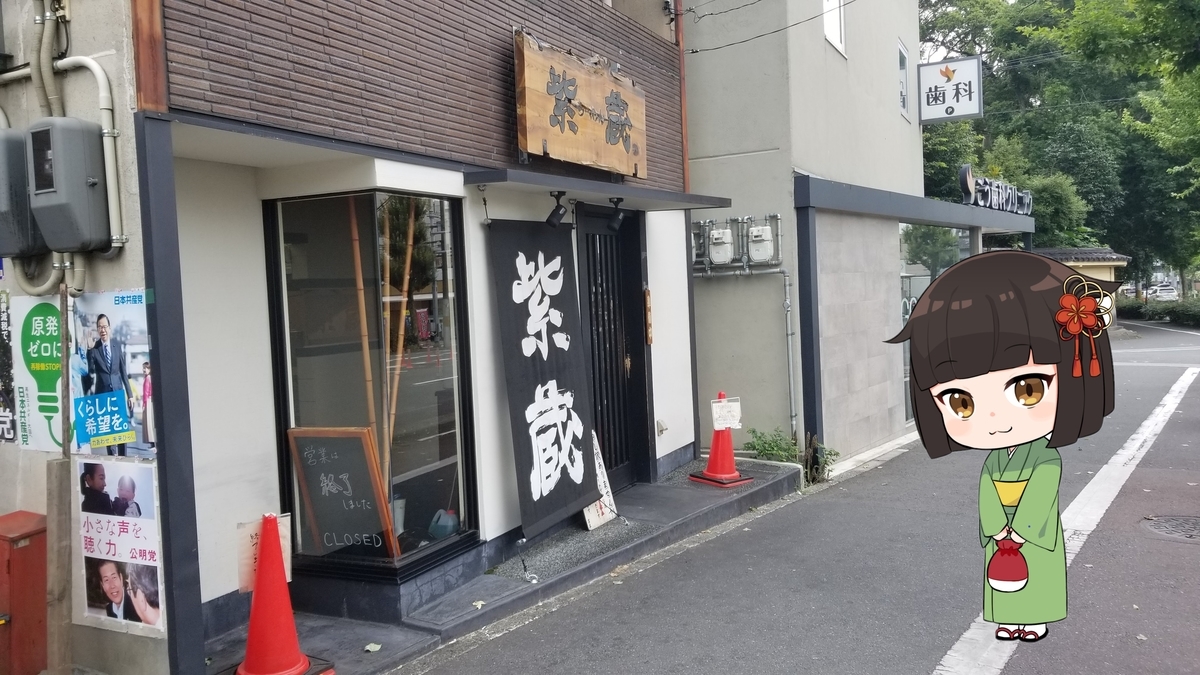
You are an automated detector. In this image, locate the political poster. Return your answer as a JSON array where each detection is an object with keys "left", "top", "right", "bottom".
[
  {"left": 488, "top": 220, "right": 601, "bottom": 539},
  {"left": 76, "top": 458, "right": 164, "bottom": 632},
  {"left": 11, "top": 295, "right": 67, "bottom": 452},
  {"left": 71, "top": 290, "right": 153, "bottom": 457}
]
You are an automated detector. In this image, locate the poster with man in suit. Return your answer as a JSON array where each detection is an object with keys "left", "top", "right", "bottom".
[
  {"left": 71, "top": 290, "right": 152, "bottom": 457},
  {"left": 87, "top": 313, "right": 133, "bottom": 456}
]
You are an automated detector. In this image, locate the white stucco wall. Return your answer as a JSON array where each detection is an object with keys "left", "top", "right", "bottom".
[
  {"left": 461, "top": 190, "right": 523, "bottom": 541},
  {"left": 174, "top": 158, "right": 280, "bottom": 602},
  {"left": 645, "top": 211, "right": 696, "bottom": 458},
  {"left": 786, "top": 0, "right": 923, "bottom": 194}
]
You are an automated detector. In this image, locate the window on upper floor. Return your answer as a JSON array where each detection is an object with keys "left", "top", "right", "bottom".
[
  {"left": 900, "top": 42, "right": 911, "bottom": 117},
  {"left": 824, "top": 0, "right": 846, "bottom": 55}
]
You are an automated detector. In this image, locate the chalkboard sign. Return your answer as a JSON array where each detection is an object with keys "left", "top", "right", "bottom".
[{"left": 287, "top": 427, "right": 400, "bottom": 559}]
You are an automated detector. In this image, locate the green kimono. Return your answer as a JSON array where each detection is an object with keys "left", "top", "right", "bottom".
[{"left": 979, "top": 438, "right": 1067, "bottom": 624}]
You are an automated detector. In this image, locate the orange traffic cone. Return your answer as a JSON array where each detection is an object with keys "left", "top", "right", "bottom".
[
  {"left": 235, "top": 515, "right": 333, "bottom": 675},
  {"left": 690, "top": 392, "right": 754, "bottom": 488}
]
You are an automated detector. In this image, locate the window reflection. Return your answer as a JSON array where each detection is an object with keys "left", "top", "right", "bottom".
[{"left": 280, "top": 192, "right": 465, "bottom": 561}]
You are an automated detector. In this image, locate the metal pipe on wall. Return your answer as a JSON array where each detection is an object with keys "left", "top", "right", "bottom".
[
  {"left": 674, "top": 0, "right": 690, "bottom": 191},
  {"left": 41, "top": 7, "right": 63, "bottom": 117},
  {"left": 28, "top": 3, "right": 50, "bottom": 116},
  {"left": 56, "top": 56, "right": 126, "bottom": 258}
]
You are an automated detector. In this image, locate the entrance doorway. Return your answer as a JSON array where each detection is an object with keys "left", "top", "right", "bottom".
[{"left": 575, "top": 203, "right": 653, "bottom": 491}]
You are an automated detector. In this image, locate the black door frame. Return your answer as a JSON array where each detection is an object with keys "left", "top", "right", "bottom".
[{"left": 574, "top": 202, "right": 656, "bottom": 488}]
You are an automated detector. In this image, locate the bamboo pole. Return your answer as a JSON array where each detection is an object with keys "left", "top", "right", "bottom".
[
  {"left": 348, "top": 197, "right": 377, "bottom": 431},
  {"left": 388, "top": 199, "right": 417, "bottom": 442},
  {"left": 381, "top": 202, "right": 392, "bottom": 463}
]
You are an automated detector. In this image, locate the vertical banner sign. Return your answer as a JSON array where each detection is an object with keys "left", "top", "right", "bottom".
[
  {"left": 11, "top": 296, "right": 65, "bottom": 452},
  {"left": 0, "top": 291, "right": 16, "bottom": 443},
  {"left": 76, "top": 458, "right": 165, "bottom": 631},
  {"left": 489, "top": 221, "right": 601, "bottom": 539}
]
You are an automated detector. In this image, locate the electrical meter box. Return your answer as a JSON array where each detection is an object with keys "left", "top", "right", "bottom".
[
  {"left": 709, "top": 227, "right": 734, "bottom": 265},
  {"left": 748, "top": 225, "right": 774, "bottom": 263},
  {"left": 0, "top": 130, "right": 48, "bottom": 257},
  {"left": 26, "top": 117, "right": 110, "bottom": 252}
]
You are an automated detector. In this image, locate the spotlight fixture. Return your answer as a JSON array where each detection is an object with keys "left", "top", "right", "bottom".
[
  {"left": 607, "top": 198, "right": 625, "bottom": 232},
  {"left": 546, "top": 191, "right": 568, "bottom": 227}
]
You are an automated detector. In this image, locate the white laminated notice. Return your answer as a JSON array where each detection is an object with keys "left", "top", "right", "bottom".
[{"left": 711, "top": 397, "right": 742, "bottom": 430}]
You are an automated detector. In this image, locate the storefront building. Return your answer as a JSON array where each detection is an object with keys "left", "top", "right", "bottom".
[
  {"left": 0, "top": 1, "right": 725, "bottom": 673},
  {"left": 684, "top": 1, "right": 1034, "bottom": 459}
]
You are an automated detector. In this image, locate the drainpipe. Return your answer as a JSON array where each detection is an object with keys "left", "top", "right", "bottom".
[
  {"left": 691, "top": 266, "right": 800, "bottom": 442},
  {"left": 40, "top": 5, "right": 64, "bottom": 117},
  {"left": 29, "top": 3, "right": 50, "bottom": 116},
  {"left": 674, "top": 0, "right": 690, "bottom": 191}
]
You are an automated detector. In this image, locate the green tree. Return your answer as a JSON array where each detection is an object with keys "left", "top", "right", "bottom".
[
  {"left": 924, "top": 121, "right": 981, "bottom": 201},
  {"left": 981, "top": 135, "right": 1032, "bottom": 184},
  {"left": 1129, "top": 71, "right": 1200, "bottom": 196},
  {"left": 1062, "top": 0, "right": 1200, "bottom": 77},
  {"left": 379, "top": 196, "right": 437, "bottom": 349},
  {"left": 903, "top": 225, "right": 961, "bottom": 278},
  {"left": 1026, "top": 173, "right": 1094, "bottom": 247},
  {"left": 1040, "top": 118, "right": 1124, "bottom": 234}
]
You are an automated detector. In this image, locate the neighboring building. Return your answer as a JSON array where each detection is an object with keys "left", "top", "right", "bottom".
[
  {"left": 0, "top": 1, "right": 724, "bottom": 673},
  {"left": 684, "top": 1, "right": 1034, "bottom": 459},
  {"left": 1033, "top": 247, "right": 1131, "bottom": 283}
]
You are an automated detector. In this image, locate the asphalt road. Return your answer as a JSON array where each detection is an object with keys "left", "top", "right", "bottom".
[{"left": 412, "top": 321, "right": 1200, "bottom": 675}]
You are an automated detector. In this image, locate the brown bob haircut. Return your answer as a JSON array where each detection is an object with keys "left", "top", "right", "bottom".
[{"left": 887, "top": 251, "right": 1118, "bottom": 458}]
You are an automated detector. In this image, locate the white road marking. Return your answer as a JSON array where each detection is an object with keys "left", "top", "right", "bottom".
[
  {"left": 417, "top": 429, "right": 456, "bottom": 442},
  {"left": 413, "top": 375, "right": 457, "bottom": 386},
  {"left": 1114, "top": 362, "right": 1200, "bottom": 368},
  {"left": 1113, "top": 345, "right": 1200, "bottom": 353},
  {"left": 828, "top": 430, "right": 919, "bottom": 478},
  {"left": 932, "top": 368, "right": 1200, "bottom": 675},
  {"left": 1123, "top": 321, "right": 1200, "bottom": 338}
]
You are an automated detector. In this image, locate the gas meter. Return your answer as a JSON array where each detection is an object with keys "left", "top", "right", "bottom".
[
  {"left": 709, "top": 227, "right": 734, "bottom": 265},
  {"left": 0, "top": 129, "right": 47, "bottom": 257},
  {"left": 26, "top": 117, "right": 109, "bottom": 252},
  {"left": 748, "top": 224, "right": 774, "bottom": 263}
]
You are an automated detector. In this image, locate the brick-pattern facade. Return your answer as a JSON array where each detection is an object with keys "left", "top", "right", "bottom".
[{"left": 162, "top": 0, "right": 685, "bottom": 192}]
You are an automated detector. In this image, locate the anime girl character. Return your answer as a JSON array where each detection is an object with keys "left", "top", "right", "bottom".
[{"left": 888, "top": 250, "right": 1117, "bottom": 643}]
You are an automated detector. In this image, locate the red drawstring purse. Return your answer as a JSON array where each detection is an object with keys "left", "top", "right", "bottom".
[{"left": 987, "top": 538, "right": 1028, "bottom": 592}]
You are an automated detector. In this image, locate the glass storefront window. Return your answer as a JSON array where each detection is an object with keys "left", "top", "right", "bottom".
[
  {"left": 279, "top": 192, "right": 465, "bottom": 561},
  {"left": 899, "top": 224, "right": 970, "bottom": 421}
]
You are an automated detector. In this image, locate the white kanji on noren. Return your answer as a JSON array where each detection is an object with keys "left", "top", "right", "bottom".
[
  {"left": 512, "top": 251, "right": 571, "bottom": 359},
  {"left": 525, "top": 379, "right": 585, "bottom": 500}
]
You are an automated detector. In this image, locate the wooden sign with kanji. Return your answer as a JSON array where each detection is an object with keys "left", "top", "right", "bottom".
[{"left": 515, "top": 29, "right": 648, "bottom": 178}]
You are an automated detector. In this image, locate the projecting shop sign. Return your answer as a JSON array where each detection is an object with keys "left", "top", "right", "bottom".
[
  {"left": 514, "top": 29, "right": 647, "bottom": 177},
  {"left": 919, "top": 55, "right": 983, "bottom": 124}
]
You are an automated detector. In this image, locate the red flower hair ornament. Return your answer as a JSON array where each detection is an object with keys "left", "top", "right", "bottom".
[{"left": 1055, "top": 275, "right": 1113, "bottom": 377}]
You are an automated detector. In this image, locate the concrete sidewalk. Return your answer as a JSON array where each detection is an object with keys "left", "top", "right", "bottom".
[{"left": 204, "top": 456, "right": 802, "bottom": 675}]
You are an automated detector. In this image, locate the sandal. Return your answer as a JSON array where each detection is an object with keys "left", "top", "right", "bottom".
[
  {"left": 1018, "top": 626, "right": 1048, "bottom": 642},
  {"left": 995, "top": 626, "right": 1020, "bottom": 641}
]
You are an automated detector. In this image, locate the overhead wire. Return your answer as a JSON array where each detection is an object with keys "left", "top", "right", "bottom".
[
  {"left": 690, "top": 0, "right": 769, "bottom": 22},
  {"left": 983, "top": 96, "right": 1139, "bottom": 117},
  {"left": 688, "top": 0, "right": 862, "bottom": 54}
]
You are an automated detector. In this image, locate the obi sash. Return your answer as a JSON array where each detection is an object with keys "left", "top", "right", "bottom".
[{"left": 993, "top": 480, "right": 1028, "bottom": 507}]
